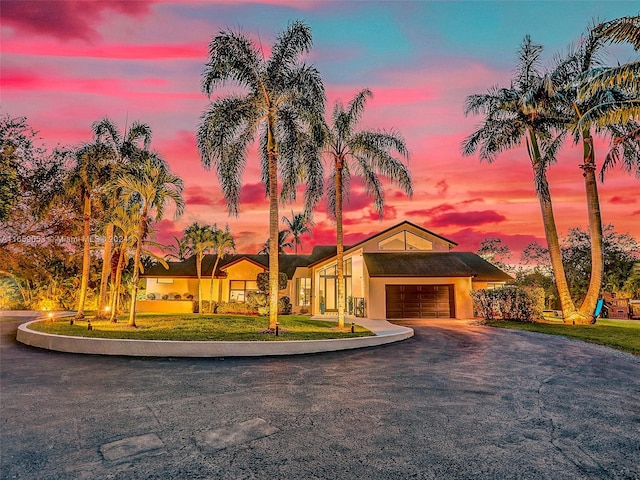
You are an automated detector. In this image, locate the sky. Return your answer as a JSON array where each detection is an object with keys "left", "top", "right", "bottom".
[{"left": 2, "top": 0, "right": 639, "bottom": 260}]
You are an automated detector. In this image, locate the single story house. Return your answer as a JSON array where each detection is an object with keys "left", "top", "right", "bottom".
[{"left": 141, "top": 220, "right": 512, "bottom": 319}]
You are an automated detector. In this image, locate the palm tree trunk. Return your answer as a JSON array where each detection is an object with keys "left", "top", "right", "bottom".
[
  {"left": 75, "top": 194, "right": 91, "bottom": 321},
  {"left": 109, "top": 247, "right": 125, "bottom": 322},
  {"left": 209, "top": 254, "right": 221, "bottom": 313},
  {"left": 574, "top": 132, "right": 602, "bottom": 324},
  {"left": 96, "top": 223, "right": 113, "bottom": 318},
  {"left": 268, "top": 124, "right": 279, "bottom": 330},
  {"left": 529, "top": 131, "right": 577, "bottom": 322},
  {"left": 128, "top": 207, "right": 147, "bottom": 327},
  {"left": 335, "top": 160, "right": 345, "bottom": 328},
  {"left": 197, "top": 251, "right": 203, "bottom": 315}
]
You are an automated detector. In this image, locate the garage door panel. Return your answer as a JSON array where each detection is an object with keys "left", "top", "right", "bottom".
[{"left": 385, "top": 284, "right": 454, "bottom": 318}]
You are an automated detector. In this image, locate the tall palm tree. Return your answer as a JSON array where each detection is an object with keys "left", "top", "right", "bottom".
[
  {"left": 197, "top": 20, "right": 325, "bottom": 330},
  {"left": 65, "top": 141, "right": 115, "bottom": 322},
  {"left": 91, "top": 117, "right": 152, "bottom": 318},
  {"left": 183, "top": 222, "right": 215, "bottom": 315},
  {"left": 208, "top": 224, "right": 235, "bottom": 313},
  {"left": 548, "top": 22, "right": 639, "bottom": 323},
  {"left": 113, "top": 153, "right": 184, "bottom": 327},
  {"left": 281, "top": 211, "right": 312, "bottom": 255},
  {"left": 462, "top": 36, "right": 580, "bottom": 322},
  {"left": 324, "top": 89, "right": 412, "bottom": 327}
]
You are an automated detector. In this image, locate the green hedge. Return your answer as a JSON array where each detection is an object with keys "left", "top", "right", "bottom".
[{"left": 471, "top": 287, "right": 541, "bottom": 322}]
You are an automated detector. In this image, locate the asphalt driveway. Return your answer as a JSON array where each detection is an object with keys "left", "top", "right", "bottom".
[{"left": 1, "top": 315, "right": 639, "bottom": 479}]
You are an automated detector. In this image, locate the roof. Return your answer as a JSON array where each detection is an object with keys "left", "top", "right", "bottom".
[
  {"left": 363, "top": 252, "right": 513, "bottom": 282},
  {"left": 143, "top": 253, "right": 313, "bottom": 280},
  {"left": 348, "top": 220, "right": 458, "bottom": 251}
]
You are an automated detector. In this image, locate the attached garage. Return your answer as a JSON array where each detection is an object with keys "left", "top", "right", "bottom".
[{"left": 385, "top": 284, "right": 454, "bottom": 318}]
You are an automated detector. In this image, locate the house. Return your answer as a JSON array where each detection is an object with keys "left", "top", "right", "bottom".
[{"left": 140, "top": 221, "right": 513, "bottom": 319}]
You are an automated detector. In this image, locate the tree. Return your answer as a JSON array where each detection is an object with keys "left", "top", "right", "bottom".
[
  {"left": 462, "top": 36, "right": 582, "bottom": 323},
  {"left": 323, "top": 89, "right": 412, "bottom": 327},
  {"left": 258, "top": 230, "right": 293, "bottom": 255},
  {"left": 164, "top": 235, "right": 190, "bottom": 262},
  {"left": 183, "top": 222, "right": 215, "bottom": 315},
  {"left": 65, "top": 141, "right": 116, "bottom": 321},
  {"left": 207, "top": 224, "right": 236, "bottom": 313},
  {"left": 197, "top": 20, "right": 325, "bottom": 330},
  {"left": 282, "top": 211, "right": 312, "bottom": 255},
  {"left": 112, "top": 153, "right": 184, "bottom": 327},
  {"left": 477, "top": 238, "right": 512, "bottom": 272},
  {"left": 522, "top": 225, "right": 639, "bottom": 304},
  {"left": 91, "top": 118, "right": 152, "bottom": 319}
]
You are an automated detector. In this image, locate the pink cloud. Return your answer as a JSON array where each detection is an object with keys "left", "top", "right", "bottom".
[
  {"left": 430, "top": 210, "right": 506, "bottom": 227},
  {"left": 610, "top": 195, "right": 637, "bottom": 204},
  {"left": 2, "top": 0, "right": 153, "bottom": 41}
]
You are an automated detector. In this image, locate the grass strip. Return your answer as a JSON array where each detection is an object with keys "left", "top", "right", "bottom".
[
  {"left": 487, "top": 319, "right": 640, "bottom": 356},
  {"left": 28, "top": 313, "right": 374, "bottom": 341}
]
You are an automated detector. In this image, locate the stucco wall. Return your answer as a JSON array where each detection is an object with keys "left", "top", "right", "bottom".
[
  {"left": 368, "top": 276, "right": 474, "bottom": 319},
  {"left": 137, "top": 299, "right": 194, "bottom": 313},
  {"left": 221, "top": 261, "right": 265, "bottom": 302},
  {"left": 360, "top": 223, "right": 452, "bottom": 253},
  {"left": 145, "top": 278, "right": 198, "bottom": 299}
]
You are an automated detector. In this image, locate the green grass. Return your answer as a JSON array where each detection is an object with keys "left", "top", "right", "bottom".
[
  {"left": 28, "top": 313, "right": 374, "bottom": 341},
  {"left": 487, "top": 318, "right": 640, "bottom": 356}
]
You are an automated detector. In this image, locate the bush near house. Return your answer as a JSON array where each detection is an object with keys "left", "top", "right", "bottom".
[
  {"left": 247, "top": 292, "right": 292, "bottom": 316},
  {"left": 472, "top": 287, "right": 542, "bottom": 322}
]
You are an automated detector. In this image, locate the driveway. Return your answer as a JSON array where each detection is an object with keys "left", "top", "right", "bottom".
[{"left": 1, "top": 315, "right": 639, "bottom": 479}]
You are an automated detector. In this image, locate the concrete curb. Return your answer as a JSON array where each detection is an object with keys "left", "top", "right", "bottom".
[{"left": 16, "top": 319, "right": 414, "bottom": 357}]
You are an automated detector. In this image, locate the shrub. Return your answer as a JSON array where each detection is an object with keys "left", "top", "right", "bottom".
[
  {"left": 279, "top": 296, "right": 292, "bottom": 315},
  {"left": 471, "top": 287, "right": 542, "bottom": 322},
  {"left": 173, "top": 294, "right": 182, "bottom": 300},
  {"left": 256, "top": 272, "right": 288, "bottom": 292},
  {"left": 184, "top": 293, "right": 194, "bottom": 300},
  {"left": 216, "top": 301, "right": 257, "bottom": 315},
  {"left": 194, "top": 300, "right": 217, "bottom": 314},
  {"left": 161, "top": 294, "right": 169, "bottom": 300},
  {"left": 146, "top": 293, "right": 156, "bottom": 300}
]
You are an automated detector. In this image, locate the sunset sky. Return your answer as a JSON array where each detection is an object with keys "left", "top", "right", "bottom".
[{"left": 2, "top": 0, "right": 638, "bottom": 260}]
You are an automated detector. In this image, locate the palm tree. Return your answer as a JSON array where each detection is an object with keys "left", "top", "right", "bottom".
[
  {"left": 577, "top": 15, "right": 640, "bottom": 129},
  {"left": 208, "top": 224, "right": 236, "bottom": 313},
  {"left": 197, "top": 20, "right": 325, "bottom": 330},
  {"left": 258, "top": 230, "right": 294, "bottom": 255},
  {"left": 547, "top": 22, "right": 639, "bottom": 323},
  {"left": 324, "top": 89, "right": 412, "bottom": 327},
  {"left": 164, "top": 235, "right": 190, "bottom": 262},
  {"left": 183, "top": 222, "right": 215, "bottom": 315},
  {"left": 281, "top": 211, "right": 312, "bottom": 255},
  {"left": 91, "top": 117, "right": 152, "bottom": 318},
  {"left": 65, "top": 141, "right": 115, "bottom": 322},
  {"left": 462, "top": 36, "right": 580, "bottom": 322},
  {"left": 113, "top": 153, "right": 184, "bottom": 327}
]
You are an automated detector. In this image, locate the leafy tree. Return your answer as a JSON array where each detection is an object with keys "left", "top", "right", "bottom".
[
  {"left": 462, "top": 36, "right": 582, "bottom": 323},
  {"left": 164, "top": 235, "right": 190, "bottom": 262},
  {"left": 477, "top": 238, "right": 512, "bottom": 272},
  {"left": 207, "top": 224, "right": 236, "bottom": 313},
  {"left": 183, "top": 222, "right": 215, "bottom": 315},
  {"left": 521, "top": 225, "right": 639, "bottom": 303},
  {"left": 197, "top": 20, "right": 325, "bottom": 329},
  {"left": 323, "top": 89, "right": 412, "bottom": 327},
  {"left": 112, "top": 153, "right": 184, "bottom": 327},
  {"left": 282, "top": 211, "right": 312, "bottom": 255}
]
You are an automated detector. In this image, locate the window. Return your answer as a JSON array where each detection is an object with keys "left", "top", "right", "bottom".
[
  {"left": 229, "top": 280, "right": 259, "bottom": 302},
  {"left": 296, "top": 278, "right": 311, "bottom": 306},
  {"left": 157, "top": 278, "right": 174, "bottom": 284},
  {"left": 378, "top": 230, "right": 432, "bottom": 251}
]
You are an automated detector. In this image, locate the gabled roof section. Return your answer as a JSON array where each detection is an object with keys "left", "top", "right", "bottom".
[
  {"left": 450, "top": 252, "right": 514, "bottom": 282},
  {"left": 347, "top": 220, "right": 457, "bottom": 253}
]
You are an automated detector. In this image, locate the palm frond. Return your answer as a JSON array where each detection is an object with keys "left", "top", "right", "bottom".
[{"left": 593, "top": 15, "right": 640, "bottom": 50}]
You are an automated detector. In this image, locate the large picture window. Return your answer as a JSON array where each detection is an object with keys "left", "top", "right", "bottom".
[
  {"left": 229, "top": 280, "right": 258, "bottom": 302},
  {"left": 378, "top": 231, "right": 432, "bottom": 251}
]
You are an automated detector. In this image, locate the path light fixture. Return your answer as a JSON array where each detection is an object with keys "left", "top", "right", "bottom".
[
  {"left": 275, "top": 321, "right": 279, "bottom": 336},
  {"left": 351, "top": 322, "right": 355, "bottom": 333},
  {"left": 48, "top": 312, "right": 54, "bottom": 321},
  {"left": 87, "top": 318, "right": 92, "bottom": 331}
]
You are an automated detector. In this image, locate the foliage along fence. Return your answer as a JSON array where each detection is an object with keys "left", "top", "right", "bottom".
[{"left": 471, "top": 286, "right": 542, "bottom": 322}]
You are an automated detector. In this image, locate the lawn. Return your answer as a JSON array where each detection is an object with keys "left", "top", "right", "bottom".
[
  {"left": 487, "top": 318, "right": 640, "bottom": 356},
  {"left": 28, "top": 313, "right": 374, "bottom": 341}
]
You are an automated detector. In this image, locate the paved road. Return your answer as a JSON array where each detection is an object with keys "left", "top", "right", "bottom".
[{"left": 1, "top": 315, "right": 639, "bottom": 479}]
